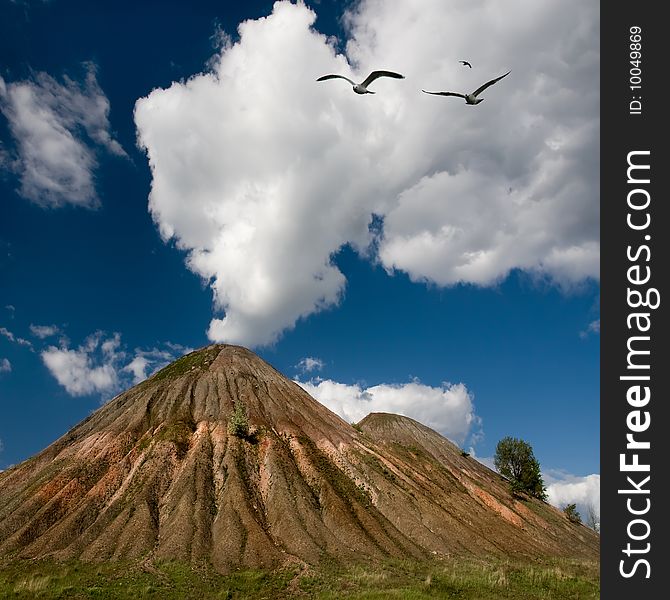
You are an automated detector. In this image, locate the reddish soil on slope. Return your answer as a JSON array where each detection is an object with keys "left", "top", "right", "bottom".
[{"left": 0, "top": 345, "right": 599, "bottom": 572}]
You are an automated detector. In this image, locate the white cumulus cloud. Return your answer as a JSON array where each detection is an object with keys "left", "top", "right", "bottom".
[
  {"left": 135, "top": 0, "right": 599, "bottom": 347},
  {"left": 0, "top": 358, "right": 11, "bottom": 373},
  {"left": 41, "top": 331, "right": 191, "bottom": 396},
  {"left": 122, "top": 355, "right": 150, "bottom": 383},
  {"left": 41, "top": 332, "right": 122, "bottom": 396},
  {"left": 0, "top": 63, "right": 125, "bottom": 208},
  {"left": 297, "top": 378, "right": 480, "bottom": 446}
]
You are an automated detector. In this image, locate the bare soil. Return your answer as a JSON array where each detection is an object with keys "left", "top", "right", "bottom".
[{"left": 0, "top": 345, "right": 599, "bottom": 573}]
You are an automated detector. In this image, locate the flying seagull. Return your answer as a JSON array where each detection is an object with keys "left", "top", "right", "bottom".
[
  {"left": 316, "top": 70, "right": 405, "bottom": 94},
  {"left": 459, "top": 60, "right": 472, "bottom": 68},
  {"left": 422, "top": 70, "right": 511, "bottom": 105}
]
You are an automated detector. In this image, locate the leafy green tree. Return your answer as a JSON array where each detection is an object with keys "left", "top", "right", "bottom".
[
  {"left": 494, "top": 436, "right": 547, "bottom": 500},
  {"left": 227, "top": 402, "right": 249, "bottom": 439},
  {"left": 563, "top": 503, "right": 582, "bottom": 524}
]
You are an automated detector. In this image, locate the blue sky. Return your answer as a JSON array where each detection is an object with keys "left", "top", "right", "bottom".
[{"left": 0, "top": 0, "right": 599, "bottom": 516}]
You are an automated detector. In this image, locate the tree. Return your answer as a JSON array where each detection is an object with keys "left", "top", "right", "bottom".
[
  {"left": 494, "top": 436, "right": 547, "bottom": 500},
  {"left": 227, "top": 402, "right": 249, "bottom": 439},
  {"left": 563, "top": 503, "right": 582, "bottom": 524},
  {"left": 585, "top": 501, "right": 600, "bottom": 533}
]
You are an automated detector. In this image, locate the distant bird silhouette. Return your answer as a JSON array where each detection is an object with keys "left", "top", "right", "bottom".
[
  {"left": 459, "top": 60, "right": 473, "bottom": 68},
  {"left": 422, "top": 71, "right": 510, "bottom": 105},
  {"left": 316, "top": 70, "right": 405, "bottom": 94}
]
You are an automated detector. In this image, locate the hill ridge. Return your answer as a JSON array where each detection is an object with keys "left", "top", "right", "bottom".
[{"left": 0, "top": 344, "right": 599, "bottom": 572}]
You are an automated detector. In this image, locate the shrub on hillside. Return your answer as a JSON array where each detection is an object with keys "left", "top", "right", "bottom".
[
  {"left": 228, "top": 402, "right": 249, "bottom": 439},
  {"left": 563, "top": 503, "right": 582, "bottom": 524}
]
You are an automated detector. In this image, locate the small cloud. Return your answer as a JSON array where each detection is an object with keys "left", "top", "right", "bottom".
[
  {"left": 0, "top": 327, "right": 14, "bottom": 342},
  {"left": 122, "top": 355, "right": 150, "bottom": 383},
  {"left": 41, "top": 330, "right": 193, "bottom": 394},
  {"left": 41, "top": 333, "right": 122, "bottom": 396},
  {"left": 295, "top": 356, "right": 325, "bottom": 374},
  {"left": 164, "top": 341, "right": 193, "bottom": 355},
  {"left": 121, "top": 344, "right": 192, "bottom": 384},
  {"left": 4, "top": 305, "right": 15, "bottom": 318},
  {"left": 0, "top": 358, "right": 11, "bottom": 373},
  {"left": 29, "top": 324, "right": 60, "bottom": 339},
  {"left": 579, "top": 319, "right": 600, "bottom": 339},
  {"left": 0, "top": 326, "right": 32, "bottom": 349},
  {"left": 100, "top": 333, "right": 122, "bottom": 356},
  {"left": 0, "top": 63, "right": 126, "bottom": 208}
]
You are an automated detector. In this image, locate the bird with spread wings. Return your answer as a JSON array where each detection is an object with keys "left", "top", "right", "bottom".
[
  {"left": 317, "top": 70, "right": 405, "bottom": 94},
  {"left": 422, "top": 71, "right": 510, "bottom": 105}
]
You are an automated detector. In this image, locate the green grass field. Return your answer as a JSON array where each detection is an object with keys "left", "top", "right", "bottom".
[{"left": 0, "top": 556, "right": 599, "bottom": 599}]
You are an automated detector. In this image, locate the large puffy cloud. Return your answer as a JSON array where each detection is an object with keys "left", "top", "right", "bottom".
[
  {"left": 0, "top": 63, "right": 125, "bottom": 207},
  {"left": 347, "top": 0, "right": 599, "bottom": 284},
  {"left": 135, "top": 0, "right": 599, "bottom": 346},
  {"left": 297, "top": 378, "right": 480, "bottom": 446}
]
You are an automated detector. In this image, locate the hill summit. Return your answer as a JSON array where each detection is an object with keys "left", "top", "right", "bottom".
[{"left": 0, "top": 345, "right": 598, "bottom": 572}]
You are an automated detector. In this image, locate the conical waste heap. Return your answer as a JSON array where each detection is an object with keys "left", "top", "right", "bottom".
[{"left": 0, "top": 345, "right": 599, "bottom": 572}]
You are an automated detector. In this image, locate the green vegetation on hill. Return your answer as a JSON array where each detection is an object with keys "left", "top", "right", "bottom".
[
  {"left": 150, "top": 346, "right": 222, "bottom": 383},
  {"left": 0, "top": 556, "right": 599, "bottom": 599},
  {"left": 156, "top": 418, "right": 197, "bottom": 459},
  {"left": 228, "top": 402, "right": 250, "bottom": 439}
]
